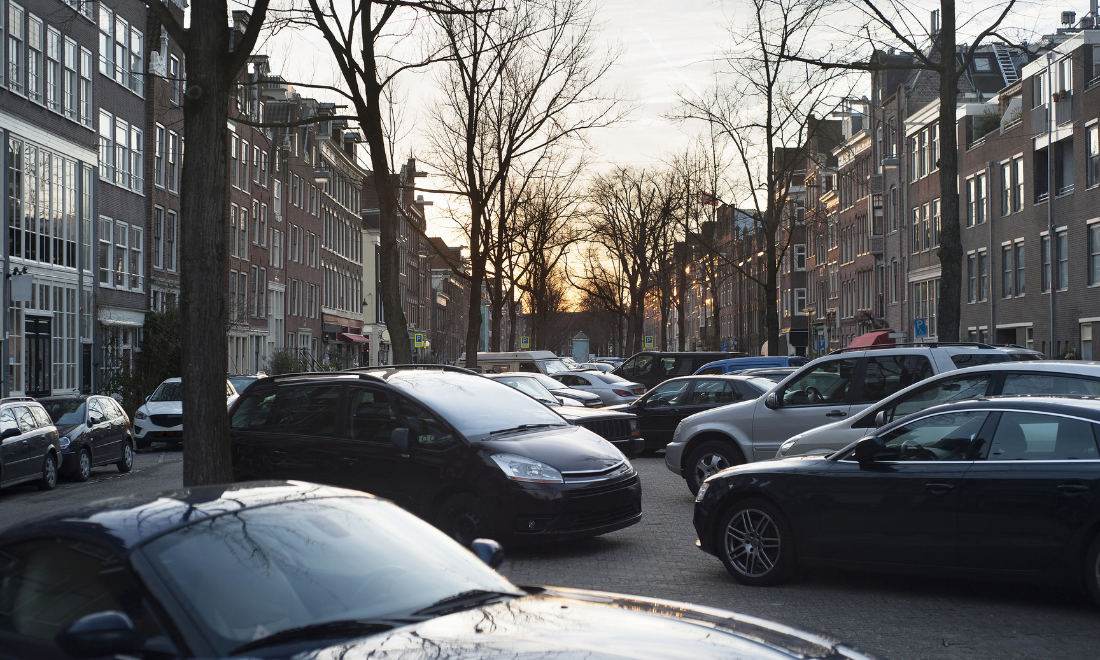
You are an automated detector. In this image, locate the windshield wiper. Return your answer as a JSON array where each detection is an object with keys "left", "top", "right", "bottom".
[
  {"left": 229, "top": 620, "right": 399, "bottom": 655},
  {"left": 412, "top": 589, "right": 519, "bottom": 617},
  {"left": 489, "top": 423, "right": 554, "bottom": 435}
]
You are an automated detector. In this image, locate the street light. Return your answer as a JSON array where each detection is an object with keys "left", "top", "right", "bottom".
[{"left": 313, "top": 169, "right": 332, "bottom": 185}]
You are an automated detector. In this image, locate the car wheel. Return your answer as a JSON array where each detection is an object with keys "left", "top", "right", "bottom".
[
  {"left": 716, "top": 498, "right": 794, "bottom": 586},
  {"left": 73, "top": 448, "right": 92, "bottom": 482},
  {"left": 685, "top": 440, "right": 742, "bottom": 495},
  {"left": 37, "top": 454, "right": 58, "bottom": 491},
  {"left": 117, "top": 442, "right": 134, "bottom": 473},
  {"left": 436, "top": 493, "right": 495, "bottom": 547},
  {"left": 1085, "top": 533, "right": 1100, "bottom": 606}
]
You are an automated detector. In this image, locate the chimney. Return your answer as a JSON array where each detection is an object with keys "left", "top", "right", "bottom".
[
  {"left": 930, "top": 9, "right": 940, "bottom": 37},
  {"left": 232, "top": 10, "right": 250, "bottom": 33},
  {"left": 1061, "top": 11, "right": 1076, "bottom": 27}
]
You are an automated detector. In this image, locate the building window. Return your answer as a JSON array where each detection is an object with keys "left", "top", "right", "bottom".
[
  {"left": 241, "top": 141, "right": 250, "bottom": 186},
  {"left": 1057, "top": 230, "right": 1068, "bottom": 291},
  {"left": 98, "top": 111, "right": 113, "bottom": 180},
  {"left": 98, "top": 5, "right": 113, "bottom": 77},
  {"left": 165, "top": 211, "right": 177, "bottom": 272},
  {"left": 231, "top": 135, "right": 239, "bottom": 188},
  {"left": 978, "top": 250, "right": 988, "bottom": 302},
  {"left": 167, "top": 131, "right": 179, "bottom": 193},
  {"left": 46, "top": 27, "right": 61, "bottom": 112},
  {"left": 168, "top": 55, "right": 180, "bottom": 105},
  {"left": 1015, "top": 242, "right": 1025, "bottom": 296},
  {"left": 1000, "top": 162, "right": 1011, "bottom": 216},
  {"left": 794, "top": 288, "right": 806, "bottom": 315},
  {"left": 1055, "top": 139, "right": 1074, "bottom": 196},
  {"left": 9, "top": 4, "right": 25, "bottom": 95},
  {"left": 155, "top": 125, "right": 165, "bottom": 188},
  {"left": 931, "top": 198, "right": 940, "bottom": 248},
  {"left": 911, "top": 207, "right": 920, "bottom": 253},
  {"left": 230, "top": 205, "right": 239, "bottom": 258},
  {"left": 930, "top": 124, "right": 939, "bottom": 171},
  {"left": 1087, "top": 125, "right": 1100, "bottom": 189},
  {"left": 114, "top": 118, "right": 128, "bottom": 187},
  {"left": 261, "top": 152, "right": 269, "bottom": 187},
  {"left": 253, "top": 146, "right": 261, "bottom": 184},
  {"left": 793, "top": 244, "right": 806, "bottom": 271},
  {"left": 153, "top": 206, "right": 164, "bottom": 270},
  {"left": 1002, "top": 245, "right": 1012, "bottom": 298},
  {"left": 129, "top": 226, "right": 143, "bottom": 290},
  {"left": 98, "top": 217, "right": 112, "bottom": 285},
  {"left": 1013, "top": 157, "right": 1024, "bottom": 212},
  {"left": 1041, "top": 235, "right": 1051, "bottom": 293},
  {"left": 27, "top": 15, "right": 42, "bottom": 102},
  {"left": 1090, "top": 224, "right": 1100, "bottom": 286},
  {"left": 130, "top": 126, "right": 143, "bottom": 192},
  {"left": 967, "top": 175, "right": 986, "bottom": 226},
  {"left": 63, "top": 37, "right": 78, "bottom": 119},
  {"left": 128, "top": 25, "right": 143, "bottom": 95},
  {"left": 968, "top": 254, "right": 977, "bottom": 303},
  {"left": 252, "top": 200, "right": 260, "bottom": 245}
]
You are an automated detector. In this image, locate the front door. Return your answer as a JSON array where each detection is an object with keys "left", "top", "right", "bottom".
[
  {"left": 806, "top": 410, "right": 990, "bottom": 568},
  {"left": 754, "top": 358, "right": 859, "bottom": 460},
  {"left": 24, "top": 318, "right": 51, "bottom": 397},
  {"left": 85, "top": 399, "right": 111, "bottom": 462},
  {"left": 635, "top": 379, "right": 693, "bottom": 447},
  {"left": 341, "top": 386, "right": 406, "bottom": 503},
  {"left": 0, "top": 409, "right": 29, "bottom": 483},
  {"left": 264, "top": 383, "right": 344, "bottom": 484}
]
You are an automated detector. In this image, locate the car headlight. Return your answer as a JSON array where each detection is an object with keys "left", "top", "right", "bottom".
[
  {"left": 673, "top": 422, "right": 683, "bottom": 440},
  {"left": 135, "top": 410, "right": 148, "bottom": 420},
  {"left": 777, "top": 434, "right": 803, "bottom": 458},
  {"left": 490, "top": 453, "right": 564, "bottom": 483},
  {"left": 695, "top": 481, "right": 711, "bottom": 502},
  {"left": 629, "top": 418, "right": 638, "bottom": 431},
  {"left": 59, "top": 436, "right": 70, "bottom": 450}
]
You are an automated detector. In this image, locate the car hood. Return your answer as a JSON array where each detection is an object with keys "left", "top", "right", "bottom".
[
  {"left": 302, "top": 587, "right": 880, "bottom": 660},
  {"left": 478, "top": 426, "right": 625, "bottom": 472},
  {"left": 140, "top": 401, "right": 182, "bottom": 416},
  {"left": 712, "top": 455, "right": 834, "bottom": 481},
  {"left": 684, "top": 398, "right": 755, "bottom": 426},
  {"left": 56, "top": 423, "right": 84, "bottom": 439},
  {"left": 555, "top": 407, "right": 633, "bottom": 422},
  {"left": 553, "top": 389, "right": 602, "bottom": 401}
]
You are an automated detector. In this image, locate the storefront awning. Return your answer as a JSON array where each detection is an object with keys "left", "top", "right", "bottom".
[
  {"left": 340, "top": 333, "right": 369, "bottom": 343},
  {"left": 848, "top": 330, "right": 896, "bottom": 348}
]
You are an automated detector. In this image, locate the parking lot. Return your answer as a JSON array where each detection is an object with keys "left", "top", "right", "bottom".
[{"left": 2, "top": 449, "right": 1098, "bottom": 659}]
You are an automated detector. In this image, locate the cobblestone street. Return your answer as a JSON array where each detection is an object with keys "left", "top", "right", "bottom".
[{"left": 499, "top": 456, "right": 1100, "bottom": 660}]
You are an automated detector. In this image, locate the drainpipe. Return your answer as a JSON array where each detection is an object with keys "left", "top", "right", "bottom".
[
  {"left": 1, "top": 128, "right": 7, "bottom": 398},
  {"left": 1046, "top": 52, "right": 1056, "bottom": 357},
  {"left": 988, "top": 160, "right": 995, "bottom": 342}
]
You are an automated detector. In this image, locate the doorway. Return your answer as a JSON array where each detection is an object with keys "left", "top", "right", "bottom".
[{"left": 25, "top": 317, "right": 52, "bottom": 396}]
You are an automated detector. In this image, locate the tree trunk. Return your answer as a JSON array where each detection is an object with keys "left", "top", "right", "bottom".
[
  {"left": 465, "top": 200, "right": 487, "bottom": 368},
  {"left": 936, "top": 0, "right": 962, "bottom": 342},
  {"left": 764, "top": 236, "right": 780, "bottom": 355},
  {"left": 180, "top": 3, "right": 234, "bottom": 487},
  {"left": 506, "top": 283, "right": 517, "bottom": 351}
]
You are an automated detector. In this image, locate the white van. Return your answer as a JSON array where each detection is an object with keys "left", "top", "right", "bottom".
[{"left": 459, "top": 351, "right": 572, "bottom": 375}]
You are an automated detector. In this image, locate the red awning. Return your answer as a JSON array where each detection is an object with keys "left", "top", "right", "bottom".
[
  {"left": 340, "top": 333, "right": 369, "bottom": 343},
  {"left": 847, "top": 330, "right": 896, "bottom": 348}
]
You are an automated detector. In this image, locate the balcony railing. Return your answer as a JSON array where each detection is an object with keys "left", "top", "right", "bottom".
[{"left": 1055, "top": 93, "right": 1074, "bottom": 125}]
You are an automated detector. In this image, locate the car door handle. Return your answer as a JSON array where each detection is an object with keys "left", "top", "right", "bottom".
[
  {"left": 825, "top": 410, "right": 847, "bottom": 418},
  {"left": 1057, "top": 483, "right": 1090, "bottom": 495},
  {"left": 925, "top": 483, "right": 954, "bottom": 494}
]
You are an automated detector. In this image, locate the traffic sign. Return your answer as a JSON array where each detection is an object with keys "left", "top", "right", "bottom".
[
  {"left": 414, "top": 333, "right": 425, "bottom": 348},
  {"left": 520, "top": 336, "right": 530, "bottom": 349},
  {"left": 914, "top": 317, "right": 928, "bottom": 338},
  {"left": 818, "top": 339, "right": 826, "bottom": 351},
  {"left": 644, "top": 336, "right": 654, "bottom": 349},
  {"left": 720, "top": 342, "right": 729, "bottom": 351}
]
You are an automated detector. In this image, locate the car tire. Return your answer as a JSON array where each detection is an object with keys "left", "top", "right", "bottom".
[
  {"left": 117, "top": 441, "right": 134, "bottom": 473},
  {"left": 73, "top": 448, "right": 92, "bottom": 482},
  {"left": 436, "top": 493, "right": 495, "bottom": 547},
  {"left": 715, "top": 497, "right": 795, "bottom": 586},
  {"left": 37, "top": 454, "right": 58, "bottom": 491},
  {"left": 685, "top": 440, "right": 743, "bottom": 495},
  {"left": 1085, "top": 533, "right": 1100, "bottom": 606}
]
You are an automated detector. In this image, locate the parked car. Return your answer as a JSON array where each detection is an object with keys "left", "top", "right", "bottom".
[
  {"left": 459, "top": 351, "right": 572, "bottom": 375},
  {"left": 0, "top": 482, "right": 882, "bottom": 660},
  {"left": 693, "top": 396, "right": 1100, "bottom": 606},
  {"left": 694, "top": 356, "right": 809, "bottom": 375},
  {"left": 595, "top": 357, "right": 625, "bottom": 367},
  {"left": 738, "top": 367, "right": 800, "bottom": 383},
  {"left": 665, "top": 343, "right": 1044, "bottom": 493},
  {"left": 38, "top": 395, "right": 135, "bottom": 482},
  {"left": 552, "top": 370, "right": 646, "bottom": 406},
  {"left": 230, "top": 367, "right": 641, "bottom": 546},
  {"left": 777, "top": 361, "right": 1100, "bottom": 459},
  {"left": 133, "top": 378, "right": 240, "bottom": 448},
  {"left": 530, "top": 373, "right": 604, "bottom": 407},
  {"left": 579, "top": 362, "right": 616, "bottom": 372},
  {"left": 228, "top": 375, "right": 259, "bottom": 395},
  {"left": 613, "top": 351, "right": 748, "bottom": 390},
  {"left": 608, "top": 375, "right": 774, "bottom": 452},
  {"left": 0, "top": 397, "right": 61, "bottom": 491},
  {"left": 485, "top": 373, "right": 644, "bottom": 457}
]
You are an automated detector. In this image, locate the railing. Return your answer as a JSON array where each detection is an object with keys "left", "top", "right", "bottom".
[
  {"left": 1031, "top": 105, "right": 1049, "bottom": 136},
  {"left": 1055, "top": 93, "right": 1074, "bottom": 126},
  {"left": 1087, "top": 76, "right": 1100, "bottom": 91}
]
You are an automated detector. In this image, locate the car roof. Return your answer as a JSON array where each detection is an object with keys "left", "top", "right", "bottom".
[
  {"left": 35, "top": 394, "right": 91, "bottom": 402},
  {"left": 930, "top": 360, "right": 1100, "bottom": 377},
  {"left": 903, "top": 395, "right": 1100, "bottom": 423},
  {"left": 0, "top": 481, "right": 378, "bottom": 554}
]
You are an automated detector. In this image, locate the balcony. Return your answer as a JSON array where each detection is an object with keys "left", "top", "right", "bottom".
[
  {"left": 1055, "top": 93, "right": 1074, "bottom": 125},
  {"left": 1031, "top": 105, "right": 1049, "bottom": 135},
  {"left": 869, "top": 235, "right": 883, "bottom": 256}
]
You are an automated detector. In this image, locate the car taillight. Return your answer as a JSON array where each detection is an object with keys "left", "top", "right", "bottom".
[{"left": 612, "top": 389, "right": 633, "bottom": 397}]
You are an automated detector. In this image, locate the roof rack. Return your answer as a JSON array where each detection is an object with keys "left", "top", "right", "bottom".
[
  {"left": 345, "top": 364, "right": 481, "bottom": 376},
  {"left": 829, "top": 341, "right": 1000, "bottom": 355},
  {"left": 0, "top": 396, "right": 36, "bottom": 404}
]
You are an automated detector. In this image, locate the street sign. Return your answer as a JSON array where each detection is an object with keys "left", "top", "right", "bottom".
[
  {"left": 414, "top": 333, "right": 425, "bottom": 348},
  {"left": 720, "top": 342, "right": 729, "bottom": 351},
  {"left": 644, "top": 336, "right": 654, "bottom": 349},
  {"left": 818, "top": 339, "right": 826, "bottom": 351},
  {"left": 520, "top": 336, "right": 530, "bottom": 349},
  {"left": 913, "top": 317, "right": 928, "bottom": 339}
]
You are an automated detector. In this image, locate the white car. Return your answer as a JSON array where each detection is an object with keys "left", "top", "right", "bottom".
[
  {"left": 663, "top": 343, "right": 1041, "bottom": 493},
  {"left": 133, "top": 378, "right": 240, "bottom": 448},
  {"left": 552, "top": 370, "right": 646, "bottom": 406},
  {"left": 776, "top": 361, "right": 1100, "bottom": 459}
]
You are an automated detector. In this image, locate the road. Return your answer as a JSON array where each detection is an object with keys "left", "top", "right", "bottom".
[{"left": 1, "top": 451, "right": 1098, "bottom": 659}]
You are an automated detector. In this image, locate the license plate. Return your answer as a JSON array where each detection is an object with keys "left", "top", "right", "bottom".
[
  {"left": 161, "top": 430, "right": 182, "bottom": 436},
  {"left": 633, "top": 388, "right": 644, "bottom": 395}
]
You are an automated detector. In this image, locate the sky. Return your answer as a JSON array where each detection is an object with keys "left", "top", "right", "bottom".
[{"left": 255, "top": 0, "right": 1081, "bottom": 246}]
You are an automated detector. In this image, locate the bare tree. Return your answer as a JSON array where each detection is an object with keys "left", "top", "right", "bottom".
[
  {"left": 678, "top": 0, "right": 851, "bottom": 355},
  {"left": 427, "top": 0, "right": 624, "bottom": 369},
  {"left": 144, "top": 0, "right": 270, "bottom": 486}
]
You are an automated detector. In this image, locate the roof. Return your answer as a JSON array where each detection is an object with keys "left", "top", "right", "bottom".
[
  {"left": 919, "top": 396, "right": 1100, "bottom": 423},
  {"left": 0, "top": 482, "right": 375, "bottom": 553}
]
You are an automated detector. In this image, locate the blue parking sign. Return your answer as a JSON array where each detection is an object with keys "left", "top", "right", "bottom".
[
  {"left": 818, "top": 339, "right": 826, "bottom": 351},
  {"left": 914, "top": 317, "right": 928, "bottom": 338}
]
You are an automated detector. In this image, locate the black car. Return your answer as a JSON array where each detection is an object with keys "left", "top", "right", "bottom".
[
  {"left": 38, "top": 395, "right": 135, "bottom": 482},
  {"left": 0, "top": 397, "right": 61, "bottom": 491},
  {"left": 693, "top": 396, "right": 1100, "bottom": 604},
  {"left": 528, "top": 372, "right": 605, "bottom": 407},
  {"left": 229, "top": 367, "right": 642, "bottom": 546},
  {"left": 0, "top": 482, "right": 883, "bottom": 660},
  {"left": 484, "top": 373, "right": 644, "bottom": 457},
  {"left": 610, "top": 375, "right": 774, "bottom": 452},
  {"left": 613, "top": 351, "right": 748, "bottom": 390}
]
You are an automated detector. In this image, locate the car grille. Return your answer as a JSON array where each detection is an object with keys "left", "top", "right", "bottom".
[
  {"left": 150, "top": 414, "right": 183, "bottom": 428},
  {"left": 559, "top": 500, "right": 641, "bottom": 532},
  {"left": 571, "top": 473, "right": 639, "bottom": 498},
  {"left": 577, "top": 418, "right": 632, "bottom": 440}
]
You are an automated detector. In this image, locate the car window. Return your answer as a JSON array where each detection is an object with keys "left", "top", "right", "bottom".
[
  {"left": 150, "top": 381, "right": 182, "bottom": 402},
  {"left": 620, "top": 355, "right": 652, "bottom": 379},
  {"left": 696, "top": 366, "right": 723, "bottom": 375},
  {"left": 949, "top": 353, "right": 1009, "bottom": 368},
  {"left": 596, "top": 373, "right": 628, "bottom": 384},
  {"left": 268, "top": 385, "right": 341, "bottom": 437},
  {"left": 230, "top": 392, "right": 276, "bottom": 430},
  {"left": 646, "top": 380, "right": 691, "bottom": 408},
  {"left": 227, "top": 382, "right": 234, "bottom": 397},
  {"left": 566, "top": 375, "right": 591, "bottom": 387},
  {"left": 536, "top": 359, "right": 569, "bottom": 375},
  {"left": 0, "top": 538, "right": 164, "bottom": 646},
  {"left": 87, "top": 399, "right": 105, "bottom": 422},
  {"left": 690, "top": 380, "right": 739, "bottom": 405},
  {"left": 782, "top": 359, "right": 857, "bottom": 407},
  {"left": 659, "top": 356, "right": 694, "bottom": 377},
  {"left": 29, "top": 406, "right": 52, "bottom": 428},
  {"left": 518, "top": 362, "right": 538, "bottom": 373},
  {"left": 1001, "top": 373, "right": 1100, "bottom": 396},
  {"left": 986, "top": 412, "right": 1100, "bottom": 460},
  {"left": 857, "top": 355, "right": 934, "bottom": 403},
  {"left": 533, "top": 374, "right": 564, "bottom": 390},
  {"left": 41, "top": 399, "right": 87, "bottom": 426},
  {"left": 347, "top": 388, "right": 399, "bottom": 443},
  {"left": 873, "top": 374, "right": 993, "bottom": 427},
  {"left": 740, "top": 378, "right": 774, "bottom": 396},
  {"left": 871, "top": 410, "right": 988, "bottom": 462},
  {"left": 396, "top": 397, "right": 460, "bottom": 450},
  {"left": 0, "top": 409, "right": 18, "bottom": 436},
  {"left": 104, "top": 399, "right": 124, "bottom": 420},
  {"left": 493, "top": 376, "right": 559, "bottom": 406},
  {"left": 13, "top": 407, "right": 36, "bottom": 433}
]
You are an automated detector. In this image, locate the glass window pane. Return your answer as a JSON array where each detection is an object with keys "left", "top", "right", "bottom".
[
  {"left": 647, "top": 380, "right": 691, "bottom": 407},
  {"left": 1002, "top": 374, "right": 1100, "bottom": 396},
  {"left": 988, "top": 412, "right": 1099, "bottom": 460},
  {"left": 875, "top": 410, "right": 987, "bottom": 462},
  {"left": 268, "top": 385, "right": 341, "bottom": 437},
  {"left": 782, "top": 359, "right": 857, "bottom": 407},
  {"left": 858, "top": 355, "right": 934, "bottom": 403}
]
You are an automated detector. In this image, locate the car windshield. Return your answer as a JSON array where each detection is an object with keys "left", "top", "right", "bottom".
[
  {"left": 491, "top": 376, "right": 560, "bottom": 406},
  {"left": 531, "top": 374, "right": 567, "bottom": 391},
  {"left": 537, "top": 359, "right": 570, "bottom": 375},
  {"left": 41, "top": 399, "right": 86, "bottom": 425},
  {"left": 140, "top": 497, "right": 519, "bottom": 656},
  {"left": 150, "top": 381, "right": 183, "bottom": 402},
  {"left": 388, "top": 373, "right": 568, "bottom": 440},
  {"left": 595, "top": 373, "right": 628, "bottom": 384},
  {"left": 744, "top": 378, "right": 776, "bottom": 394},
  {"left": 229, "top": 376, "right": 257, "bottom": 393}
]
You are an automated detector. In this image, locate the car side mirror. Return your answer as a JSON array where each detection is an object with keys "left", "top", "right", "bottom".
[
  {"left": 471, "top": 538, "right": 504, "bottom": 568},
  {"left": 390, "top": 427, "right": 410, "bottom": 454},
  {"left": 56, "top": 611, "right": 142, "bottom": 658},
  {"left": 0, "top": 427, "right": 19, "bottom": 441},
  {"left": 853, "top": 436, "right": 885, "bottom": 466},
  {"left": 764, "top": 392, "right": 780, "bottom": 409},
  {"left": 874, "top": 410, "right": 886, "bottom": 428},
  {"left": 144, "top": 395, "right": 151, "bottom": 403}
]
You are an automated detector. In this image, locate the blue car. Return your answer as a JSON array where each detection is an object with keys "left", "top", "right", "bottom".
[{"left": 694, "top": 356, "right": 809, "bottom": 375}]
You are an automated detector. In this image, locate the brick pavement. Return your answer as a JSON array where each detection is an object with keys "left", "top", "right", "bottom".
[{"left": 498, "top": 456, "right": 1100, "bottom": 660}]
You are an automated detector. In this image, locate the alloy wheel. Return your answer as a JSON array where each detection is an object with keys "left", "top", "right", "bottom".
[
  {"left": 78, "top": 450, "right": 91, "bottom": 480},
  {"left": 123, "top": 444, "right": 133, "bottom": 469},
  {"left": 43, "top": 456, "right": 57, "bottom": 489},
  {"left": 694, "top": 453, "right": 731, "bottom": 485},
  {"left": 724, "top": 508, "right": 781, "bottom": 578}
]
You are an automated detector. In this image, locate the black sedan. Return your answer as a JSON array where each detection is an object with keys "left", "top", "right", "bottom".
[
  {"left": 38, "top": 395, "right": 135, "bottom": 481},
  {"left": 610, "top": 375, "right": 774, "bottom": 452},
  {"left": 0, "top": 482, "right": 883, "bottom": 660},
  {"left": 693, "top": 396, "right": 1100, "bottom": 603}
]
